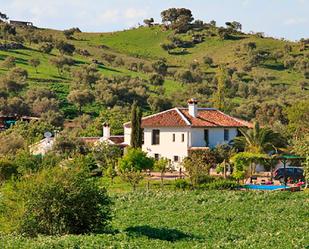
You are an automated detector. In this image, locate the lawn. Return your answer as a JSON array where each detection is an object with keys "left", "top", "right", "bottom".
[{"left": 0, "top": 188, "right": 308, "bottom": 249}]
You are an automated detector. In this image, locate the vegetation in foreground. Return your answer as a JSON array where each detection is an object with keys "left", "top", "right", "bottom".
[{"left": 0, "top": 190, "right": 308, "bottom": 249}]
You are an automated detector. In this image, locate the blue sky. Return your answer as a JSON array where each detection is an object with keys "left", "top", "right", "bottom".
[{"left": 1, "top": 0, "right": 308, "bottom": 40}]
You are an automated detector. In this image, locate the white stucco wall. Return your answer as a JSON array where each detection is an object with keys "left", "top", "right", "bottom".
[
  {"left": 190, "top": 127, "right": 238, "bottom": 148},
  {"left": 142, "top": 127, "right": 190, "bottom": 165}
]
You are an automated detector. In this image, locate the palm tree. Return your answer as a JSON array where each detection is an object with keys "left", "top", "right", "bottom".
[
  {"left": 233, "top": 122, "right": 287, "bottom": 179},
  {"left": 233, "top": 122, "right": 286, "bottom": 154}
]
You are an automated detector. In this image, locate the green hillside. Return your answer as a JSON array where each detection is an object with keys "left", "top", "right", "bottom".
[{"left": 0, "top": 20, "right": 308, "bottom": 131}]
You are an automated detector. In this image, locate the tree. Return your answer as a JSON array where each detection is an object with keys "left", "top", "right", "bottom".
[
  {"left": 52, "top": 133, "right": 87, "bottom": 157},
  {"left": 31, "top": 97, "right": 59, "bottom": 116},
  {"left": 49, "top": 56, "right": 74, "bottom": 75},
  {"left": 182, "top": 152, "right": 211, "bottom": 187},
  {"left": 72, "top": 64, "right": 99, "bottom": 89},
  {"left": 149, "top": 73, "right": 164, "bottom": 86},
  {"left": 154, "top": 157, "right": 170, "bottom": 186},
  {"left": 0, "top": 157, "right": 18, "bottom": 184},
  {"left": 0, "top": 132, "right": 25, "bottom": 156},
  {"left": 161, "top": 8, "right": 194, "bottom": 33},
  {"left": 152, "top": 59, "right": 168, "bottom": 76},
  {"left": 55, "top": 40, "right": 75, "bottom": 55},
  {"left": 118, "top": 148, "right": 154, "bottom": 190},
  {"left": 230, "top": 152, "right": 268, "bottom": 182},
  {"left": 285, "top": 100, "right": 309, "bottom": 138},
  {"left": 203, "top": 56, "right": 213, "bottom": 67},
  {"left": 1, "top": 166, "right": 112, "bottom": 236},
  {"left": 147, "top": 96, "right": 172, "bottom": 112},
  {"left": 143, "top": 18, "right": 154, "bottom": 27},
  {"left": 212, "top": 66, "right": 228, "bottom": 110},
  {"left": 0, "top": 12, "right": 9, "bottom": 22},
  {"left": 29, "top": 58, "right": 40, "bottom": 73},
  {"left": 63, "top": 29, "right": 75, "bottom": 39},
  {"left": 233, "top": 122, "right": 287, "bottom": 154},
  {"left": 92, "top": 142, "right": 122, "bottom": 183},
  {"left": 130, "top": 102, "right": 143, "bottom": 148},
  {"left": 1, "top": 23, "right": 16, "bottom": 43},
  {"left": 67, "top": 89, "right": 94, "bottom": 114},
  {"left": 1, "top": 56, "right": 16, "bottom": 69},
  {"left": 39, "top": 42, "right": 54, "bottom": 54},
  {"left": 40, "top": 110, "right": 64, "bottom": 127}
]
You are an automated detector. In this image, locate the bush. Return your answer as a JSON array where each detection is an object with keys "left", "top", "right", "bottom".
[
  {"left": 199, "top": 179, "right": 240, "bottom": 190},
  {"left": 174, "top": 179, "right": 191, "bottom": 190},
  {"left": 0, "top": 167, "right": 112, "bottom": 236}
]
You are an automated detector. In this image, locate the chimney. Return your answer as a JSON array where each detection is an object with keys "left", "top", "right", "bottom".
[
  {"left": 103, "top": 123, "right": 111, "bottom": 139},
  {"left": 188, "top": 98, "right": 198, "bottom": 117}
]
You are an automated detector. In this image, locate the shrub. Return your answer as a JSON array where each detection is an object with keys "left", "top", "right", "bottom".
[
  {"left": 0, "top": 157, "right": 18, "bottom": 184},
  {"left": 0, "top": 167, "right": 112, "bottom": 236},
  {"left": 199, "top": 179, "right": 240, "bottom": 190},
  {"left": 174, "top": 179, "right": 191, "bottom": 190}
]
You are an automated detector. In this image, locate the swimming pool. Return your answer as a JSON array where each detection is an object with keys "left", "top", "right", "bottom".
[{"left": 244, "top": 185, "right": 290, "bottom": 191}]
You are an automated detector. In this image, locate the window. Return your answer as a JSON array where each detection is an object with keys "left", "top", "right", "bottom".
[
  {"left": 172, "top": 133, "right": 176, "bottom": 142},
  {"left": 152, "top": 129, "right": 160, "bottom": 145},
  {"left": 174, "top": 156, "right": 179, "bottom": 162},
  {"left": 224, "top": 129, "right": 229, "bottom": 141},
  {"left": 181, "top": 134, "right": 185, "bottom": 142},
  {"left": 154, "top": 153, "right": 160, "bottom": 160},
  {"left": 204, "top": 129, "right": 209, "bottom": 146}
]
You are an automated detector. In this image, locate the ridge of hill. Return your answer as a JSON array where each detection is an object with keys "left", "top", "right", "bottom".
[{"left": 0, "top": 23, "right": 308, "bottom": 129}]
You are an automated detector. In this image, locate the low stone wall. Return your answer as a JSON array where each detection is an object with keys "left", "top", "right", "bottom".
[{"left": 0, "top": 42, "right": 25, "bottom": 50}]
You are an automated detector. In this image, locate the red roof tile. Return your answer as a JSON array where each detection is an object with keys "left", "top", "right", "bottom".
[
  {"left": 179, "top": 108, "right": 250, "bottom": 127},
  {"left": 125, "top": 108, "right": 251, "bottom": 128}
]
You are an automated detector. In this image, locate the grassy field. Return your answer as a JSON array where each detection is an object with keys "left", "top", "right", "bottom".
[{"left": 0, "top": 187, "right": 308, "bottom": 249}]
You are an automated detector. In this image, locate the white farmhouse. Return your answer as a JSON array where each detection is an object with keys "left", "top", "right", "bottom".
[{"left": 124, "top": 99, "right": 252, "bottom": 169}]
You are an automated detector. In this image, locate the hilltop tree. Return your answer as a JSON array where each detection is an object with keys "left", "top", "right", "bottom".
[
  {"left": 67, "top": 89, "right": 94, "bottom": 114},
  {"left": 0, "top": 12, "right": 8, "bottom": 22},
  {"left": 161, "top": 8, "right": 193, "bottom": 32},
  {"left": 143, "top": 18, "right": 154, "bottom": 27},
  {"left": 130, "top": 101, "right": 143, "bottom": 148},
  {"left": 1, "top": 23, "right": 16, "bottom": 43},
  {"left": 226, "top": 21, "right": 242, "bottom": 31},
  {"left": 29, "top": 58, "right": 40, "bottom": 73}
]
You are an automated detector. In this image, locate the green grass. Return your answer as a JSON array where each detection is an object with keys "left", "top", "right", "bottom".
[{"left": 0, "top": 188, "right": 308, "bottom": 248}]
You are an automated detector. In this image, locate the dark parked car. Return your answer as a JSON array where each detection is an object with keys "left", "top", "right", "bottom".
[{"left": 273, "top": 167, "right": 304, "bottom": 183}]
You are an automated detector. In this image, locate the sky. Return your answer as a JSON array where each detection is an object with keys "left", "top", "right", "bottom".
[{"left": 1, "top": 0, "right": 308, "bottom": 41}]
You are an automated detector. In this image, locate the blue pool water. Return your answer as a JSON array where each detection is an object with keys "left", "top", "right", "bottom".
[{"left": 244, "top": 185, "right": 290, "bottom": 191}]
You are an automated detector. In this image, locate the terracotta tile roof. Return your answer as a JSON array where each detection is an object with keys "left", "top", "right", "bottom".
[
  {"left": 124, "top": 109, "right": 188, "bottom": 128},
  {"left": 80, "top": 137, "right": 100, "bottom": 144},
  {"left": 179, "top": 108, "right": 251, "bottom": 128},
  {"left": 125, "top": 108, "right": 251, "bottom": 128}
]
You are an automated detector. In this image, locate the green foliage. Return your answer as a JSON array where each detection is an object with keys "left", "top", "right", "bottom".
[
  {"left": 154, "top": 157, "right": 170, "bottom": 184},
  {"left": 199, "top": 179, "right": 240, "bottom": 190},
  {"left": 130, "top": 102, "right": 143, "bottom": 148},
  {"left": 13, "top": 150, "right": 42, "bottom": 176},
  {"left": 233, "top": 122, "right": 287, "bottom": 153},
  {"left": 230, "top": 152, "right": 268, "bottom": 180},
  {"left": 0, "top": 167, "right": 112, "bottom": 236},
  {"left": 174, "top": 179, "right": 191, "bottom": 190},
  {"left": 0, "top": 157, "right": 18, "bottom": 184},
  {"left": 183, "top": 151, "right": 217, "bottom": 187},
  {"left": 118, "top": 148, "right": 154, "bottom": 190}
]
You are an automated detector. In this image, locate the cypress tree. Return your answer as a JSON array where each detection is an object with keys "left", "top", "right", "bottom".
[
  {"left": 130, "top": 102, "right": 143, "bottom": 148},
  {"left": 136, "top": 106, "right": 143, "bottom": 148}
]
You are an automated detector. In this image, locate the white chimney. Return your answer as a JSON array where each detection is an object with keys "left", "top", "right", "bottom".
[
  {"left": 188, "top": 98, "right": 198, "bottom": 117},
  {"left": 103, "top": 123, "right": 110, "bottom": 139}
]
